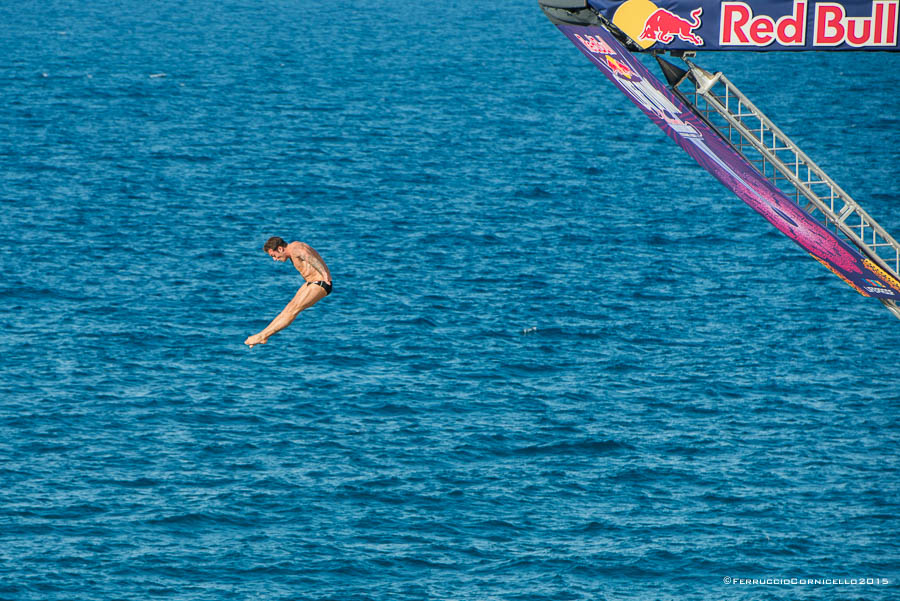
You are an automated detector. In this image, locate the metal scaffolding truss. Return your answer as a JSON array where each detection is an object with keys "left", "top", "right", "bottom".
[{"left": 671, "top": 58, "right": 900, "bottom": 320}]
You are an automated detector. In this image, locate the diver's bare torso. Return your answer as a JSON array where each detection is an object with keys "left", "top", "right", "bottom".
[{"left": 287, "top": 241, "right": 331, "bottom": 285}]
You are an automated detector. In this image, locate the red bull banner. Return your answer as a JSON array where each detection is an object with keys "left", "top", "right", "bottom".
[
  {"left": 551, "top": 22, "right": 900, "bottom": 298},
  {"left": 586, "top": 0, "right": 900, "bottom": 50}
]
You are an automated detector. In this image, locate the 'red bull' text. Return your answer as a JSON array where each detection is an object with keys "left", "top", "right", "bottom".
[{"left": 721, "top": 0, "right": 898, "bottom": 47}]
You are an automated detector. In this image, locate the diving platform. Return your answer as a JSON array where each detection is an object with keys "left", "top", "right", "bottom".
[{"left": 663, "top": 56, "right": 900, "bottom": 320}]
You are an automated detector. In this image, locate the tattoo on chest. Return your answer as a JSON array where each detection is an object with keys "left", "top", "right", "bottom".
[{"left": 294, "top": 255, "right": 326, "bottom": 276}]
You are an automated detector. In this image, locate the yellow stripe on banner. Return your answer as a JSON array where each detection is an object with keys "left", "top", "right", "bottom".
[
  {"left": 863, "top": 259, "right": 900, "bottom": 294},
  {"left": 811, "top": 254, "right": 869, "bottom": 296}
]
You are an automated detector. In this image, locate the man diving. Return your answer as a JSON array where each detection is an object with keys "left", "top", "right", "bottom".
[{"left": 244, "top": 236, "right": 332, "bottom": 348}]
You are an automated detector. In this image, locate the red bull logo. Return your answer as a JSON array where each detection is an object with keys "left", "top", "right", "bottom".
[
  {"left": 605, "top": 56, "right": 635, "bottom": 78},
  {"left": 640, "top": 6, "right": 704, "bottom": 46},
  {"left": 605, "top": 0, "right": 899, "bottom": 50}
]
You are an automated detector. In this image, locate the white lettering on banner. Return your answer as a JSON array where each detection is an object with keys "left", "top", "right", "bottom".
[
  {"left": 615, "top": 73, "right": 702, "bottom": 138},
  {"left": 573, "top": 33, "right": 615, "bottom": 55},
  {"left": 720, "top": 0, "right": 898, "bottom": 47},
  {"left": 721, "top": 0, "right": 807, "bottom": 46},
  {"left": 815, "top": 1, "right": 898, "bottom": 46}
]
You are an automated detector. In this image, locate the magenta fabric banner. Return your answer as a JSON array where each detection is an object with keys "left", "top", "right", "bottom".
[{"left": 555, "top": 22, "right": 900, "bottom": 298}]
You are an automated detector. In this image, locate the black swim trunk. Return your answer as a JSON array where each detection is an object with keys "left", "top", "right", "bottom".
[{"left": 309, "top": 280, "right": 332, "bottom": 295}]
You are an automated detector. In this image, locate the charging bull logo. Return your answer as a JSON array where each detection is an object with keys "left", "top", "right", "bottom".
[
  {"left": 640, "top": 7, "right": 704, "bottom": 46},
  {"left": 605, "top": 56, "right": 635, "bottom": 79}
]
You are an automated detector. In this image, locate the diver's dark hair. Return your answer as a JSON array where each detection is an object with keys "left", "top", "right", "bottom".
[{"left": 263, "top": 236, "right": 287, "bottom": 252}]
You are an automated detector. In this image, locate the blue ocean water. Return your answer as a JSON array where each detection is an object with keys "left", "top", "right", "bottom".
[{"left": 1, "top": 1, "right": 898, "bottom": 599}]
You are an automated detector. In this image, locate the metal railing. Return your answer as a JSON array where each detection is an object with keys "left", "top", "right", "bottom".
[{"left": 674, "top": 60, "right": 900, "bottom": 320}]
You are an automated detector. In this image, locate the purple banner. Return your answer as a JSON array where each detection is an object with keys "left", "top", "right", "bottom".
[
  {"left": 556, "top": 23, "right": 900, "bottom": 299},
  {"left": 586, "top": 0, "right": 900, "bottom": 51}
]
